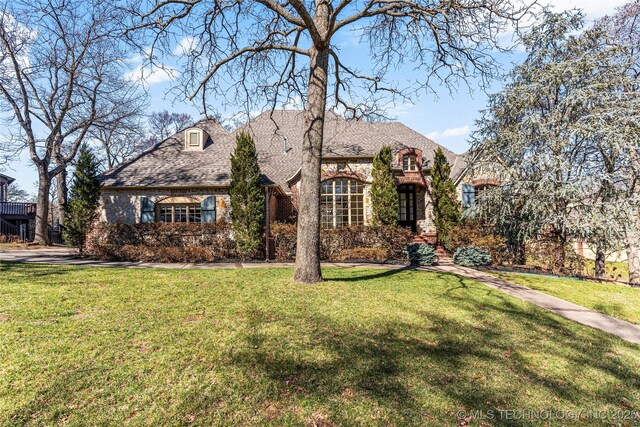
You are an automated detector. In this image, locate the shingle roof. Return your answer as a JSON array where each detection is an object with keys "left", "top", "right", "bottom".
[
  {"left": 100, "top": 110, "right": 467, "bottom": 190},
  {"left": 0, "top": 173, "right": 15, "bottom": 184}
]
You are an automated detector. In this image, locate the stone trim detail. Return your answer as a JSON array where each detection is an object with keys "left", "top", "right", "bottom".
[
  {"left": 471, "top": 178, "right": 501, "bottom": 187},
  {"left": 320, "top": 170, "right": 369, "bottom": 183}
]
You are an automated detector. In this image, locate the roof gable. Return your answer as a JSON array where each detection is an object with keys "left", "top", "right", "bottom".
[{"left": 100, "top": 110, "right": 467, "bottom": 189}]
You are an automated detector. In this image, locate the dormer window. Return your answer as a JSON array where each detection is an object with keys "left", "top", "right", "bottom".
[
  {"left": 403, "top": 154, "right": 417, "bottom": 171},
  {"left": 184, "top": 128, "right": 206, "bottom": 151}
]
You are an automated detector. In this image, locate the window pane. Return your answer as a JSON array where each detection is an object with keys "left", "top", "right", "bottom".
[
  {"left": 189, "top": 205, "right": 201, "bottom": 223},
  {"left": 320, "top": 178, "right": 364, "bottom": 228},
  {"left": 321, "top": 193, "right": 334, "bottom": 228},
  {"left": 189, "top": 132, "right": 199, "bottom": 146},
  {"left": 159, "top": 205, "right": 171, "bottom": 223},
  {"left": 336, "top": 194, "right": 348, "bottom": 227},
  {"left": 174, "top": 205, "right": 187, "bottom": 223},
  {"left": 403, "top": 155, "right": 417, "bottom": 171}
]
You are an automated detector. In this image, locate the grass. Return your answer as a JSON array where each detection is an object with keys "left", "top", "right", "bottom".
[
  {"left": 493, "top": 271, "right": 640, "bottom": 326},
  {"left": 1, "top": 262, "right": 639, "bottom": 426},
  {"left": 581, "top": 259, "right": 629, "bottom": 283}
]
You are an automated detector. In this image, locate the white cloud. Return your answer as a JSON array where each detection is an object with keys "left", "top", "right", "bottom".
[
  {"left": 426, "top": 125, "right": 470, "bottom": 140},
  {"left": 125, "top": 49, "right": 177, "bottom": 86},
  {"left": 547, "top": 0, "right": 629, "bottom": 20},
  {"left": 388, "top": 103, "right": 417, "bottom": 118},
  {"left": 126, "top": 63, "right": 176, "bottom": 86},
  {"left": 173, "top": 36, "right": 197, "bottom": 56}
]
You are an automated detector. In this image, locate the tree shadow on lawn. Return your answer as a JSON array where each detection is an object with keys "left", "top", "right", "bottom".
[
  {"left": 323, "top": 264, "right": 418, "bottom": 282},
  {"left": 224, "top": 288, "right": 640, "bottom": 425},
  {"left": 4, "top": 267, "right": 640, "bottom": 426},
  {"left": 0, "top": 260, "right": 69, "bottom": 280}
]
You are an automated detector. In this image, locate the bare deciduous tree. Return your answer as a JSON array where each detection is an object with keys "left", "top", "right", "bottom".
[
  {"left": 129, "top": 0, "right": 537, "bottom": 283},
  {"left": 90, "top": 95, "right": 149, "bottom": 170},
  {"left": 0, "top": 0, "right": 147, "bottom": 244},
  {"left": 146, "top": 110, "right": 194, "bottom": 145},
  {"left": 6, "top": 183, "right": 32, "bottom": 202}
]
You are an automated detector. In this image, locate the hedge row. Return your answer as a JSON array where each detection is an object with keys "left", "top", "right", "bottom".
[
  {"left": 87, "top": 223, "right": 238, "bottom": 262},
  {"left": 87, "top": 222, "right": 414, "bottom": 263},
  {"left": 271, "top": 223, "right": 413, "bottom": 261}
]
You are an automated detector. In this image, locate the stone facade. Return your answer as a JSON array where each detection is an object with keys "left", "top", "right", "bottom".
[
  {"left": 288, "top": 159, "right": 437, "bottom": 234},
  {"left": 100, "top": 188, "right": 231, "bottom": 224},
  {"left": 100, "top": 159, "right": 453, "bottom": 235}
]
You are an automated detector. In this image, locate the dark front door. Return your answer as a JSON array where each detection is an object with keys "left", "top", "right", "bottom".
[{"left": 398, "top": 184, "right": 417, "bottom": 232}]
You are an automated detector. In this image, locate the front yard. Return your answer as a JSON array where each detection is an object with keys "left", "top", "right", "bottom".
[
  {"left": 493, "top": 271, "right": 640, "bottom": 326},
  {"left": 1, "top": 262, "right": 639, "bottom": 426}
]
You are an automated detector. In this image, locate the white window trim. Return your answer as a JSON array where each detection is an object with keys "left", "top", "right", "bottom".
[{"left": 184, "top": 128, "right": 205, "bottom": 150}]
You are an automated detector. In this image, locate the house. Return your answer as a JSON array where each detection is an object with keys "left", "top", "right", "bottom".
[
  {"left": 0, "top": 173, "right": 37, "bottom": 238},
  {"left": 99, "top": 110, "right": 477, "bottom": 236}
]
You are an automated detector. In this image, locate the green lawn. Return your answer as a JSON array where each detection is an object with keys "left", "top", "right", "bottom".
[
  {"left": 581, "top": 259, "right": 629, "bottom": 283},
  {"left": 493, "top": 271, "right": 640, "bottom": 326},
  {"left": 1, "top": 262, "right": 639, "bottom": 426}
]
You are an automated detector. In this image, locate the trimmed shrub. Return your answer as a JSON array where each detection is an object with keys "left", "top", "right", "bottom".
[
  {"left": 87, "top": 222, "right": 237, "bottom": 262},
  {"left": 370, "top": 146, "right": 398, "bottom": 225},
  {"left": 432, "top": 147, "right": 461, "bottom": 248},
  {"left": 333, "top": 247, "right": 390, "bottom": 262},
  {"left": 453, "top": 246, "right": 492, "bottom": 267},
  {"left": 271, "top": 223, "right": 297, "bottom": 261},
  {"left": 271, "top": 223, "right": 413, "bottom": 261},
  {"left": 404, "top": 243, "right": 438, "bottom": 266},
  {"left": 0, "top": 235, "right": 20, "bottom": 243},
  {"left": 447, "top": 224, "right": 507, "bottom": 264},
  {"left": 526, "top": 238, "right": 585, "bottom": 276}
]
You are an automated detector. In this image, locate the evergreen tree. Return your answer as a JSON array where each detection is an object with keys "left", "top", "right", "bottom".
[
  {"left": 470, "top": 11, "right": 640, "bottom": 276},
  {"left": 432, "top": 147, "right": 461, "bottom": 248},
  {"left": 63, "top": 146, "right": 101, "bottom": 254},
  {"left": 229, "top": 132, "right": 265, "bottom": 259},
  {"left": 370, "top": 146, "right": 398, "bottom": 225}
]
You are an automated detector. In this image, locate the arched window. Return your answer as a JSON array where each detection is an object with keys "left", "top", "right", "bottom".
[
  {"left": 402, "top": 154, "right": 417, "bottom": 171},
  {"left": 320, "top": 178, "right": 364, "bottom": 227}
]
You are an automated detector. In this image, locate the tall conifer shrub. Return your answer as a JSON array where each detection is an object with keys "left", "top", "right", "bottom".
[
  {"left": 371, "top": 146, "right": 398, "bottom": 225},
  {"left": 229, "top": 132, "right": 265, "bottom": 259},
  {"left": 63, "top": 146, "right": 101, "bottom": 254},
  {"left": 432, "top": 147, "right": 461, "bottom": 247}
]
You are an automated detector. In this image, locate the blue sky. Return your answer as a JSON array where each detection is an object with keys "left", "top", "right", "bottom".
[{"left": 4, "top": 0, "right": 629, "bottom": 195}]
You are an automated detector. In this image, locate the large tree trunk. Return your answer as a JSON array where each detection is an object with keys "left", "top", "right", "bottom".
[
  {"left": 595, "top": 242, "right": 606, "bottom": 280},
  {"left": 34, "top": 169, "right": 51, "bottom": 245},
  {"left": 293, "top": 2, "right": 330, "bottom": 284},
  {"left": 624, "top": 224, "right": 640, "bottom": 287},
  {"left": 293, "top": 45, "right": 329, "bottom": 284},
  {"left": 56, "top": 167, "right": 68, "bottom": 226}
]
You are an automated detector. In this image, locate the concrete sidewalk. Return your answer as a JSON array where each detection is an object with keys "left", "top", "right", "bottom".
[
  {"left": 427, "top": 262, "right": 640, "bottom": 344},
  {"left": 1, "top": 249, "right": 639, "bottom": 344},
  {"left": 0, "top": 248, "right": 406, "bottom": 270}
]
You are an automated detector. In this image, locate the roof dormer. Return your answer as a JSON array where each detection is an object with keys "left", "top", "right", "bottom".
[{"left": 184, "top": 128, "right": 207, "bottom": 151}]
